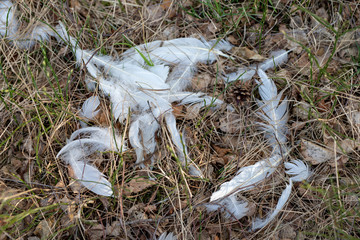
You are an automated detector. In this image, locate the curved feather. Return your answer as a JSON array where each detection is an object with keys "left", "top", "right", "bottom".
[
  {"left": 210, "top": 154, "right": 282, "bottom": 202},
  {"left": 252, "top": 180, "right": 292, "bottom": 230},
  {"left": 80, "top": 96, "right": 100, "bottom": 120},
  {"left": 70, "top": 160, "right": 113, "bottom": 196}
]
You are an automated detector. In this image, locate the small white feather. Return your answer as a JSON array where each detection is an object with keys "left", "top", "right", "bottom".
[
  {"left": 0, "top": 0, "right": 17, "bottom": 37},
  {"left": 57, "top": 127, "right": 125, "bottom": 196},
  {"left": 207, "top": 193, "right": 249, "bottom": 220},
  {"left": 252, "top": 180, "right": 293, "bottom": 230},
  {"left": 80, "top": 96, "right": 100, "bottom": 120},
  {"left": 157, "top": 232, "right": 177, "bottom": 240},
  {"left": 285, "top": 159, "right": 311, "bottom": 182}
]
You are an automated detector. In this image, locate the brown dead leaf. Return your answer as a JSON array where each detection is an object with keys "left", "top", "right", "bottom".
[
  {"left": 235, "top": 47, "right": 265, "bottom": 61},
  {"left": 145, "top": 5, "right": 165, "bottom": 22},
  {"left": 172, "top": 104, "right": 184, "bottom": 118},
  {"left": 34, "top": 218, "right": 54, "bottom": 239},
  {"left": 212, "top": 145, "right": 232, "bottom": 157},
  {"left": 184, "top": 105, "right": 200, "bottom": 120},
  {"left": 301, "top": 139, "right": 335, "bottom": 165},
  {"left": 124, "top": 176, "right": 156, "bottom": 196},
  {"left": 144, "top": 205, "right": 157, "bottom": 212},
  {"left": 191, "top": 73, "right": 213, "bottom": 91},
  {"left": 106, "top": 221, "right": 121, "bottom": 237},
  {"left": 160, "top": 0, "right": 172, "bottom": 10},
  {"left": 86, "top": 224, "right": 105, "bottom": 240}
]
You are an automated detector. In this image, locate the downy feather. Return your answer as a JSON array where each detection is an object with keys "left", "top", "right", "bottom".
[
  {"left": 285, "top": 159, "right": 311, "bottom": 182},
  {"left": 207, "top": 193, "right": 249, "bottom": 220},
  {"left": 252, "top": 180, "right": 293, "bottom": 230},
  {"left": 80, "top": 96, "right": 101, "bottom": 120},
  {"left": 157, "top": 232, "right": 177, "bottom": 240}
]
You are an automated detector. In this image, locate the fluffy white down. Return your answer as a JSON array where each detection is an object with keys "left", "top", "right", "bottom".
[{"left": 285, "top": 159, "right": 311, "bottom": 182}]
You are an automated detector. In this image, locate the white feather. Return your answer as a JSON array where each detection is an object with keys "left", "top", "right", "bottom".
[
  {"left": 164, "top": 112, "right": 202, "bottom": 176},
  {"left": 57, "top": 127, "right": 125, "bottom": 196},
  {"left": 207, "top": 193, "right": 249, "bottom": 219},
  {"left": 129, "top": 113, "right": 160, "bottom": 165},
  {"left": 157, "top": 232, "right": 177, "bottom": 240},
  {"left": 252, "top": 180, "right": 293, "bottom": 230},
  {"left": 256, "top": 69, "right": 289, "bottom": 151},
  {"left": 70, "top": 160, "right": 113, "bottom": 196},
  {"left": 210, "top": 154, "right": 283, "bottom": 202},
  {"left": 0, "top": 0, "right": 17, "bottom": 37},
  {"left": 80, "top": 96, "right": 100, "bottom": 120},
  {"left": 119, "top": 38, "right": 231, "bottom": 91},
  {"left": 285, "top": 159, "right": 311, "bottom": 182},
  {"left": 259, "top": 50, "right": 289, "bottom": 71},
  {"left": 0, "top": 1, "right": 54, "bottom": 49},
  {"left": 225, "top": 68, "right": 256, "bottom": 83}
]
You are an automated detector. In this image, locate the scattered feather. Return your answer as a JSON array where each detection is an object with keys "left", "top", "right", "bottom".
[
  {"left": 285, "top": 159, "right": 311, "bottom": 182},
  {"left": 256, "top": 69, "right": 289, "bottom": 151},
  {"left": 207, "top": 193, "right": 249, "bottom": 220},
  {"left": 225, "top": 68, "right": 256, "bottom": 83},
  {"left": 210, "top": 154, "right": 283, "bottom": 202},
  {"left": 259, "top": 50, "right": 289, "bottom": 71},
  {"left": 252, "top": 180, "right": 293, "bottom": 230},
  {"left": 0, "top": 1, "right": 55, "bottom": 49},
  {"left": 80, "top": 96, "right": 101, "bottom": 120},
  {"left": 57, "top": 127, "right": 125, "bottom": 196},
  {"left": 157, "top": 232, "right": 177, "bottom": 240}
]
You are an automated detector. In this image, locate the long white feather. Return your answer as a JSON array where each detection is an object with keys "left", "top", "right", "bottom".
[
  {"left": 259, "top": 50, "right": 289, "bottom": 71},
  {"left": 209, "top": 154, "right": 283, "bottom": 202},
  {"left": 208, "top": 50, "right": 291, "bottom": 219},
  {"left": 252, "top": 180, "right": 293, "bottom": 230},
  {"left": 129, "top": 113, "right": 160, "bottom": 166},
  {"left": 225, "top": 68, "right": 256, "bottom": 83},
  {"left": 256, "top": 69, "right": 289, "bottom": 152},
  {"left": 70, "top": 160, "right": 113, "bottom": 196},
  {"left": 285, "top": 159, "right": 311, "bottom": 182},
  {"left": 164, "top": 112, "right": 202, "bottom": 176}
]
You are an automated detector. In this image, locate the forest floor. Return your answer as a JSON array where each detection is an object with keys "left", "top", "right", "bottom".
[{"left": 0, "top": 0, "right": 360, "bottom": 239}]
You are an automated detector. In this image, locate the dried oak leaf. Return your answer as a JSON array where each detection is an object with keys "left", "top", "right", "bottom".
[
  {"left": 301, "top": 139, "right": 334, "bottom": 165},
  {"left": 235, "top": 47, "right": 265, "bottom": 61},
  {"left": 124, "top": 176, "right": 156, "bottom": 196}
]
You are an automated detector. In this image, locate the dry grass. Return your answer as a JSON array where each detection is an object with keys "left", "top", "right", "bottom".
[{"left": 1, "top": 0, "right": 360, "bottom": 239}]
